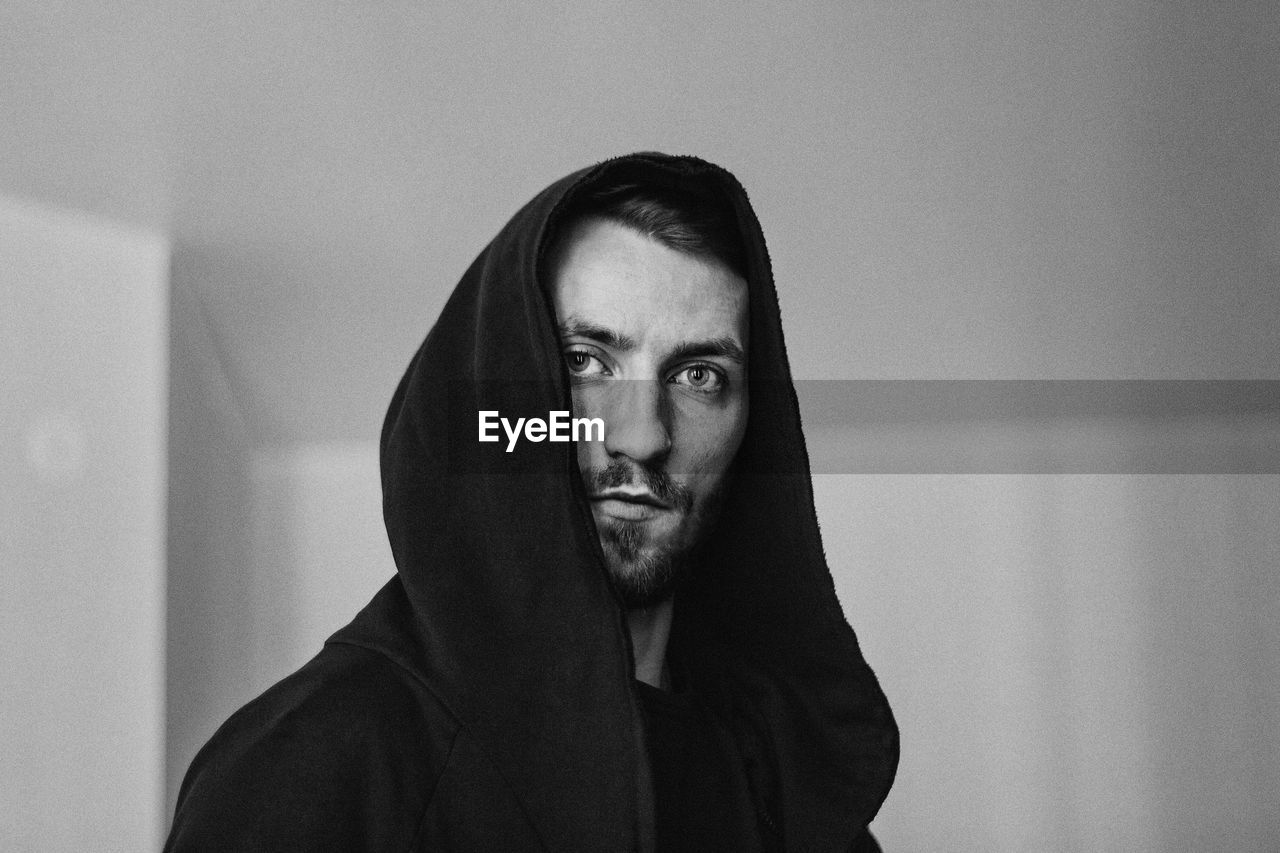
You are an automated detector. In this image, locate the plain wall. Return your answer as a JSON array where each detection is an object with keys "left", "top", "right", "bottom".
[
  {"left": 176, "top": 0, "right": 1280, "bottom": 442},
  {"left": 0, "top": 196, "right": 168, "bottom": 851},
  {"left": 817, "top": 471, "right": 1280, "bottom": 851},
  {"left": 3, "top": 2, "right": 1276, "bottom": 441}
]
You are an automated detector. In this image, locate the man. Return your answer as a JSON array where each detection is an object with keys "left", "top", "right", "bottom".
[{"left": 166, "top": 153, "right": 898, "bottom": 851}]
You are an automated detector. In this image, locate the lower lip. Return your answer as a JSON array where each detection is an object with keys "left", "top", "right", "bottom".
[{"left": 592, "top": 498, "right": 668, "bottom": 522}]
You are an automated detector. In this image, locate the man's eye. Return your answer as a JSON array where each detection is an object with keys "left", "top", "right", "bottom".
[
  {"left": 564, "top": 350, "right": 607, "bottom": 376},
  {"left": 671, "top": 364, "right": 725, "bottom": 392}
]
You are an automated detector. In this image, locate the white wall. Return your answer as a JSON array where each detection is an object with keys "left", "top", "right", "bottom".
[
  {"left": 0, "top": 196, "right": 168, "bottom": 851},
  {"left": 818, "top": 472, "right": 1280, "bottom": 851}
]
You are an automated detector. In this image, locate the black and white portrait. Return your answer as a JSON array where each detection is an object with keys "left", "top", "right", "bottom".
[{"left": 2, "top": 3, "right": 1277, "bottom": 851}]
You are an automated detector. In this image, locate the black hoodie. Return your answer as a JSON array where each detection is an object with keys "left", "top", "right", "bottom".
[{"left": 165, "top": 152, "right": 898, "bottom": 852}]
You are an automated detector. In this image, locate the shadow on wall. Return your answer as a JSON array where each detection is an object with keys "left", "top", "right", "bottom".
[{"left": 166, "top": 261, "right": 258, "bottom": 821}]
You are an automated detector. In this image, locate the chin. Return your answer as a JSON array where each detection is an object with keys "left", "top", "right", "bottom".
[{"left": 599, "top": 526, "right": 686, "bottom": 609}]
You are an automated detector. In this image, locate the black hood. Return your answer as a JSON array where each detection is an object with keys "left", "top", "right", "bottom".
[{"left": 331, "top": 152, "right": 898, "bottom": 852}]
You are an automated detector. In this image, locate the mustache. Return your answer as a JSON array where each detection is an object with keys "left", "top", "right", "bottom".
[{"left": 585, "top": 460, "right": 695, "bottom": 514}]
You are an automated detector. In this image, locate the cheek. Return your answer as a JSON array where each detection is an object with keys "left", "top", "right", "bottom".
[{"left": 671, "top": 401, "right": 747, "bottom": 482}]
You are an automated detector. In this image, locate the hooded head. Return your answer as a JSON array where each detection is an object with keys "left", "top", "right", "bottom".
[{"left": 334, "top": 153, "right": 898, "bottom": 852}]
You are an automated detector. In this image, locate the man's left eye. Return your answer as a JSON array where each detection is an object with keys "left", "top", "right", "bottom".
[{"left": 670, "top": 364, "right": 725, "bottom": 392}]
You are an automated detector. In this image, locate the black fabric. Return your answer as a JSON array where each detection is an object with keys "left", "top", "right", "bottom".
[
  {"left": 635, "top": 678, "right": 765, "bottom": 853},
  {"left": 165, "top": 152, "right": 898, "bottom": 852}
]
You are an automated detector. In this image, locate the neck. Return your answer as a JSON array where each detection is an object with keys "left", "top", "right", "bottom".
[{"left": 627, "top": 597, "right": 674, "bottom": 689}]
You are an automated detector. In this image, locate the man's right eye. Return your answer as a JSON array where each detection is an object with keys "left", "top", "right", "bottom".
[{"left": 564, "top": 349, "right": 608, "bottom": 376}]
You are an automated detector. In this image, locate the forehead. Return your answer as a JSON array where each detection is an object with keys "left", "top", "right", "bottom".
[{"left": 549, "top": 218, "right": 748, "bottom": 345}]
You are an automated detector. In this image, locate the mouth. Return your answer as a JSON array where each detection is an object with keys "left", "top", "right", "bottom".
[
  {"left": 592, "top": 488, "right": 671, "bottom": 509},
  {"left": 590, "top": 489, "right": 674, "bottom": 521}
]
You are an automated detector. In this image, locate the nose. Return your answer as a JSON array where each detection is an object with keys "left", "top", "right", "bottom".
[{"left": 601, "top": 380, "right": 672, "bottom": 465}]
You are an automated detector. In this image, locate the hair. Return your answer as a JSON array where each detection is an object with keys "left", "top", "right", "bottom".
[{"left": 560, "top": 180, "right": 749, "bottom": 280}]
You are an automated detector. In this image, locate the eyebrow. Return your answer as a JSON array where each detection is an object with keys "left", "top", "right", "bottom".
[
  {"left": 558, "top": 319, "right": 637, "bottom": 351},
  {"left": 558, "top": 317, "right": 745, "bottom": 364},
  {"left": 669, "top": 337, "right": 746, "bottom": 365}
]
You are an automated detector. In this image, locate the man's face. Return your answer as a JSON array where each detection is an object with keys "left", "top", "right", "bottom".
[{"left": 550, "top": 217, "right": 749, "bottom": 609}]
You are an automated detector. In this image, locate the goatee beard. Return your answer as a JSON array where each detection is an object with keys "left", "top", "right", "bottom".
[
  {"left": 598, "top": 518, "right": 686, "bottom": 609},
  {"left": 583, "top": 459, "right": 709, "bottom": 610}
]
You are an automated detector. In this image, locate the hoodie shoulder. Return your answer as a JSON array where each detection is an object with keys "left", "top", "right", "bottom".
[{"left": 165, "top": 643, "right": 460, "bottom": 852}]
